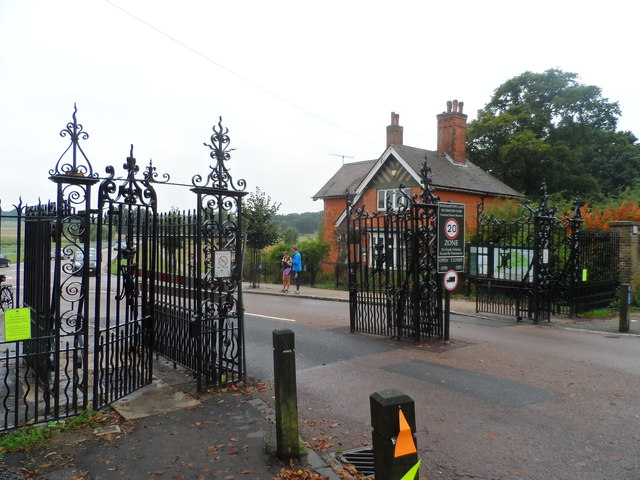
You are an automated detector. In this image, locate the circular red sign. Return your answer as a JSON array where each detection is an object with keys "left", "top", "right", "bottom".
[
  {"left": 444, "top": 270, "right": 458, "bottom": 291},
  {"left": 444, "top": 218, "right": 459, "bottom": 240}
]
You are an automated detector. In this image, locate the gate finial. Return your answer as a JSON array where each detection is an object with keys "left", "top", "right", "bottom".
[
  {"left": 418, "top": 156, "right": 439, "bottom": 204},
  {"left": 193, "top": 117, "right": 247, "bottom": 192},
  {"left": 50, "top": 104, "right": 96, "bottom": 178},
  {"left": 98, "top": 144, "right": 160, "bottom": 209}
]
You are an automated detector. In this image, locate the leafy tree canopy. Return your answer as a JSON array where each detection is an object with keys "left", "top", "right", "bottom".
[
  {"left": 275, "top": 211, "right": 323, "bottom": 235},
  {"left": 468, "top": 69, "right": 640, "bottom": 199},
  {"left": 244, "top": 187, "right": 281, "bottom": 251}
]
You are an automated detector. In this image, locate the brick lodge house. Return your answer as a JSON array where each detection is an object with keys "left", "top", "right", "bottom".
[{"left": 312, "top": 100, "right": 522, "bottom": 270}]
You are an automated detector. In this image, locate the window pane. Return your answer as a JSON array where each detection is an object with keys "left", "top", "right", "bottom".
[{"left": 377, "top": 190, "right": 386, "bottom": 210}]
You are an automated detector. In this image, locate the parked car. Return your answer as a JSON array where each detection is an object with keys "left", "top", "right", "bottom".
[
  {"left": 0, "top": 254, "right": 10, "bottom": 268},
  {"left": 72, "top": 248, "right": 97, "bottom": 276}
]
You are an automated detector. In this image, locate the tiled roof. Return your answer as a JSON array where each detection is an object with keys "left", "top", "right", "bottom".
[
  {"left": 394, "top": 145, "right": 522, "bottom": 198},
  {"left": 312, "top": 159, "right": 377, "bottom": 200},
  {"left": 312, "top": 146, "right": 521, "bottom": 199}
]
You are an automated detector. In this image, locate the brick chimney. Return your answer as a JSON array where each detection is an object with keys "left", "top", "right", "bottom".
[
  {"left": 386, "top": 112, "right": 404, "bottom": 147},
  {"left": 437, "top": 100, "right": 468, "bottom": 163}
]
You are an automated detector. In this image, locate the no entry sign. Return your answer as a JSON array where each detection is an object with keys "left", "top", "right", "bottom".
[{"left": 438, "top": 203, "right": 465, "bottom": 273}]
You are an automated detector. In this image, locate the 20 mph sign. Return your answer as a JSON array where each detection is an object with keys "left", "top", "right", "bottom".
[
  {"left": 438, "top": 203, "right": 465, "bottom": 273},
  {"left": 444, "top": 218, "right": 459, "bottom": 239}
]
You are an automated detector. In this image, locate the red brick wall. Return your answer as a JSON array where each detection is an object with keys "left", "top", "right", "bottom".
[{"left": 321, "top": 197, "right": 347, "bottom": 264}]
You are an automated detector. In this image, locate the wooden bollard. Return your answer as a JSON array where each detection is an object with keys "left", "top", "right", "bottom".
[
  {"left": 370, "top": 389, "right": 419, "bottom": 480},
  {"left": 273, "top": 329, "right": 300, "bottom": 459}
]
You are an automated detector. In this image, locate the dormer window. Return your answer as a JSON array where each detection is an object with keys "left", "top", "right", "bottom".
[{"left": 377, "top": 188, "right": 410, "bottom": 211}]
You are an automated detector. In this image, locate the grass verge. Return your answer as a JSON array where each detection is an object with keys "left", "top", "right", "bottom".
[{"left": 0, "top": 409, "right": 99, "bottom": 453}]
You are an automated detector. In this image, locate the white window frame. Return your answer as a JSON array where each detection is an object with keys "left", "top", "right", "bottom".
[
  {"left": 377, "top": 188, "right": 410, "bottom": 211},
  {"left": 369, "top": 231, "right": 406, "bottom": 269}
]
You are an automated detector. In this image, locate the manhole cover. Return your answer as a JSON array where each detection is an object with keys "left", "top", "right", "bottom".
[{"left": 337, "top": 446, "right": 374, "bottom": 478}]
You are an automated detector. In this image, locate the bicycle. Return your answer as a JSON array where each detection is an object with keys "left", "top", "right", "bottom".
[{"left": 0, "top": 274, "right": 14, "bottom": 311}]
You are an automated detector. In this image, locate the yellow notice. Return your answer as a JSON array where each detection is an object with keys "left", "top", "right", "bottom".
[
  {"left": 582, "top": 269, "right": 588, "bottom": 282},
  {"left": 4, "top": 308, "right": 31, "bottom": 342}
]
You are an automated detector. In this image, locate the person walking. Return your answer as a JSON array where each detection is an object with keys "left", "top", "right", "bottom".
[
  {"left": 281, "top": 251, "right": 292, "bottom": 293},
  {"left": 291, "top": 245, "right": 302, "bottom": 294}
]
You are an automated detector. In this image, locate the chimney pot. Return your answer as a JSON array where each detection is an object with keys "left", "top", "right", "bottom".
[
  {"left": 386, "top": 112, "right": 404, "bottom": 147},
  {"left": 437, "top": 99, "right": 468, "bottom": 163}
]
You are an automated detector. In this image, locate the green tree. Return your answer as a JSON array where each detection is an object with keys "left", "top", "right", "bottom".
[
  {"left": 244, "top": 188, "right": 281, "bottom": 286},
  {"left": 299, "top": 238, "right": 330, "bottom": 287},
  {"left": 275, "top": 212, "right": 323, "bottom": 235},
  {"left": 282, "top": 226, "right": 298, "bottom": 245},
  {"left": 468, "top": 69, "right": 639, "bottom": 198},
  {"left": 245, "top": 187, "right": 281, "bottom": 250}
]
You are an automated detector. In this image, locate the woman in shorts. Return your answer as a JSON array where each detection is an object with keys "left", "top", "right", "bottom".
[{"left": 281, "top": 252, "right": 292, "bottom": 293}]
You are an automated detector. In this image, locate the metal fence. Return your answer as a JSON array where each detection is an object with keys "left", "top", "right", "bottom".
[
  {"left": 470, "top": 189, "right": 619, "bottom": 321},
  {"left": 0, "top": 109, "right": 247, "bottom": 430}
]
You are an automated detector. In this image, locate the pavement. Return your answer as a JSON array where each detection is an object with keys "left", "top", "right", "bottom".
[{"left": 1, "top": 283, "right": 637, "bottom": 480}]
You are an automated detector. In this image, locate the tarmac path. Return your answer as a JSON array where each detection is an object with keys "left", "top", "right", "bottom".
[{"left": 243, "top": 291, "right": 640, "bottom": 480}]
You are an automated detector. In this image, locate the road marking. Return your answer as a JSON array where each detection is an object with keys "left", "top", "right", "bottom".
[{"left": 246, "top": 312, "right": 296, "bottom": 322}]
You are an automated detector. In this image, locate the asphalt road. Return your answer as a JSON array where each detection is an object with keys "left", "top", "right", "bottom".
[{"left": 243, "top": 292, "right": 640, "bottom": 480}]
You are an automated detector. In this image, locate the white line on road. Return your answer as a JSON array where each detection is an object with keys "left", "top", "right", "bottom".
[{"left": 246, "top": 312, "right": 296, "bottom": 322}]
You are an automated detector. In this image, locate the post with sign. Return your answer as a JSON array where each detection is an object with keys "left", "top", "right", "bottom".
[{"left": 438, "top": 203, "right": 465, "bottom": 342}]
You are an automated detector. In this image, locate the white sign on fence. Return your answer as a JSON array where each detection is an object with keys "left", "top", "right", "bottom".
[{"left": 214, "top": 251, "right": 232, "bottom": 278}]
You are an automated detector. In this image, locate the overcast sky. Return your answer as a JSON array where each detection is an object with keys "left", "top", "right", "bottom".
[{"left": 1, "top": 0, "right": 638, "bottom": 214}]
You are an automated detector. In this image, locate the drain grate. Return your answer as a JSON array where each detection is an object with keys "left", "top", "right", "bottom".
[{"left": 337, "top": 446, "right": 375, "bottom": 478}]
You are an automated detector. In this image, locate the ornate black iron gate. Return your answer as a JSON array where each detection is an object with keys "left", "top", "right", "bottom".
[
  {"left": 0, "top": 108, "right": 246, "bottom": 431},
  {"left": 154, "top": 118, "right": 247, "bottom": 391},
  {"left": 471, "top": 186, "right": 620, "bottom": 322},
  {"left": 346, "top": 162, "right": 443, "bottom": 342},
  {"left": 92, "top": 146, "right": 157, "bottom": 407}
]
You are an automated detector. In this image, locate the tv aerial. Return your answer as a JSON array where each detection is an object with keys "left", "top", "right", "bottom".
[{"left": 330, "top": 153, "right": 353, "bottom": 165}]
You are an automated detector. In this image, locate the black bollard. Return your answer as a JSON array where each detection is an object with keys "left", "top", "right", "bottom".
[
  {"left": 370, "top": 390, "right": 419, "bottom": 480},
  {"left": 619, "top": 283, "right": 631, "bottom": 333},
  {"left": 273, "top": 329, "right": 300, "bottom": 459}
]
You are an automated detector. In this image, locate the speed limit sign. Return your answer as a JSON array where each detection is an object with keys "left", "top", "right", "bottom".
[
  {"left": 444, "top": 218, "right": 459, "bottom": 239},
  {"left": 438, "top": 203, "right": 465, "bottom": 273}
]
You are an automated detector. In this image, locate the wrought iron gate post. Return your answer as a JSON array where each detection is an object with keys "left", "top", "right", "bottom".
[
  {"left": 565, "top": 200, "right": 583, "bottom": 317},
  {"left": 416, "top": 161, "right": 441, "bottom": 341},
  {"left": 532, "top": 184, "right": 556, "bottom": 324},
  {"left": 49, "top": 105, "right": 100, "bottom": 416},
  {"left": 409, "top": 203, "right": 422, "bottom": 343},
  {"left": 191, "top": 117, "right": 247, "bottom": 391},
  {"left": 345, "top": 190, "right": 357, "bottom": 333}
]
